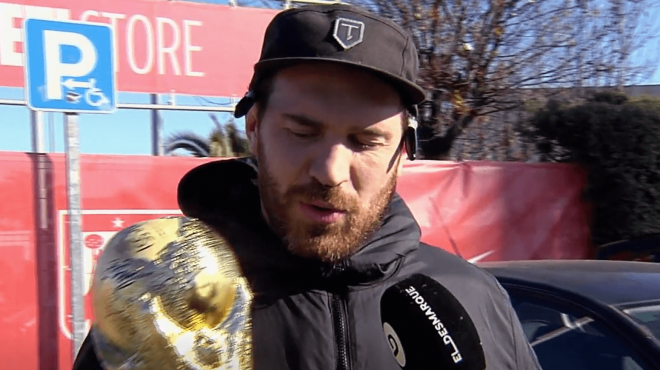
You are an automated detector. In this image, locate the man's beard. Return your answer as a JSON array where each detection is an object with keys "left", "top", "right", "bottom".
[{"left": 257, "top": 148, "right": 398, "bottom": 264}]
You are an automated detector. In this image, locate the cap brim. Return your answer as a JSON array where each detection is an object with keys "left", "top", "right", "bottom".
[{"left": 235, "top": 57, "right": 426, "bottom": 118}]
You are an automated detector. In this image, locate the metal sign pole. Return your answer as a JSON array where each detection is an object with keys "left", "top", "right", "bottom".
[
  {"left": 23, "top": 18, "right": 116, "bottom": 361},
  {"left": 30, "top": 110, "right": 44, "bottom": 153},
  {"left": 150, "top": 93, "right": 163, "bottom": 156},
  {"left": 64, "top": 112, "right": 85, "bottom": 358}
]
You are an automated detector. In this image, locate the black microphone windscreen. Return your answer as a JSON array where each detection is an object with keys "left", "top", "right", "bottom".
[{"left": 380, "top": 274, "right": 486, "bottom": 370}]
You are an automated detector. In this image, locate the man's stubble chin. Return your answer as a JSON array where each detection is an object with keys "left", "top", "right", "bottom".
[{"left": 256, "top": 150, "right": 398, "bottom": 264}]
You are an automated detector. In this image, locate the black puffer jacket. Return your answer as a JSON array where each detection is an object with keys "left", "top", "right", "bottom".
[{"left": 74, "top": 157, "right": 541, "bottom": 370}]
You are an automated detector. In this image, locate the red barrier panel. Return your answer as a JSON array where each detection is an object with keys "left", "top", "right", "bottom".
[
  {"left": 0, "top": 152, "right": 590, "bottom": 370},
  {"left": 397, "top": 160, "right": 592, "bottom": 263},
  {"left": 0, "top": 0, "right": 278, "bottom": 97}
]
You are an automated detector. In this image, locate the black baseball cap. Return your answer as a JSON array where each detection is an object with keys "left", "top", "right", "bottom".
[{"left": 234, "top": 3, "right": 426, "bottom": 119}]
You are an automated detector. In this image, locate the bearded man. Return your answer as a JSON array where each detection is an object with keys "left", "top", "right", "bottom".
[{"left": 74, "top": 4, "right": 541, "bottom": 370}]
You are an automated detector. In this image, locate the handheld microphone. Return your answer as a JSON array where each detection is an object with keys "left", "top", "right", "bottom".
[{"left": 380, "top": 274, "right": 486, "bottom": 370}]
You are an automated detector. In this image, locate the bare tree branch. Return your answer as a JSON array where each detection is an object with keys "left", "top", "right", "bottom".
[{"left": 349, "top": 0, "right": 659, "bottom": 160}]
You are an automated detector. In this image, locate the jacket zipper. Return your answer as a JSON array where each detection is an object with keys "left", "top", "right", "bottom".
[{"left": 331, "top": 292, "right": 350, "bottom": 370}]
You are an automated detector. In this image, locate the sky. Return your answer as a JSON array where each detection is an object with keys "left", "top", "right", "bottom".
[
  {"left": 0, "top": 87, "right": 241, "bottom": 155},
  {"left": 1, "top": 1, "right": 659, "bottom": 156}
]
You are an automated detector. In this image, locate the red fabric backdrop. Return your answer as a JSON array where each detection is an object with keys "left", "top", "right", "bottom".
[{"left": 0, "top": 152, "right": 591, "bottom": 370}]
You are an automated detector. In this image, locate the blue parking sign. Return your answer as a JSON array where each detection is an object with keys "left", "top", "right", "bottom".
[{"left": 23, "top": 19, "right": 117, "bottom": 114}]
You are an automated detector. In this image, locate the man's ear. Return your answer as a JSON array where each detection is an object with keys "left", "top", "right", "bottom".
[{"left": 245, "top": 106, "right": 259, "bottom": 155}]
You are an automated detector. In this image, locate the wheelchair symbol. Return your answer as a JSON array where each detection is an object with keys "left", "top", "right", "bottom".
[
  {"left": 61, "top": 77, "right": 110, "bottom": 108},
  {"left": 84, "top": 79, "right": 110, "bottom": 107}
]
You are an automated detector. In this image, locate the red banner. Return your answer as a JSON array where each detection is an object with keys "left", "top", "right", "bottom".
[
  {"left": 0, "top": 0, "right": 278, "bottom": 97},
  {"left": 396, "top": 160, "right": 592, "bottom": 262},
  {"left": 0, "top": 152, "right": 591, "bottom": 370}
]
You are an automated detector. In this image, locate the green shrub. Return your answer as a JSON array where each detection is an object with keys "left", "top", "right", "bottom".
[{"left": 525, "top": 92, "right": 660, "bottom": 246}]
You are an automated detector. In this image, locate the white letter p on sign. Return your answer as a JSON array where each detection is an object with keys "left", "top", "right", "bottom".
[{"left": 43, "top": 31, "right": 97, "bottom": 100}]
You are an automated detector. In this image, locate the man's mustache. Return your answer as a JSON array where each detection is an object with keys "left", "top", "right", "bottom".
[{"left": 284, "top": 180, "right": 359, "bottom": 212}]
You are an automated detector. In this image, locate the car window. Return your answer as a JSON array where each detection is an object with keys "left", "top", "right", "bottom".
[
  {"left": 508, "top": 291, "right": 651, "bottom": 370},
  {"left": 623, "top": 303, "right": 660, "bottom": 340}
]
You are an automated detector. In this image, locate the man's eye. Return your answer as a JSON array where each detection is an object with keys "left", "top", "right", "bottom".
[
  {"left": 350, "top": 136, "right": 380, "bottom": 150},
  {"left": 286, "top": 128, "right": 314, "bottom": 139},
  {"left": 358, "top": 143, "right": 378, "bottom": 150}
]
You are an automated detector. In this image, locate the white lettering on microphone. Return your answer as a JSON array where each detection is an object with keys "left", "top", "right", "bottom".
[{"left": 405, "top": 286, "right": 463, "bottom": 363}]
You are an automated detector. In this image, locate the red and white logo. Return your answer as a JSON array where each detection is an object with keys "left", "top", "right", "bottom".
[{"left": 57, "top": 209, "right": 182, "bottom": 339}]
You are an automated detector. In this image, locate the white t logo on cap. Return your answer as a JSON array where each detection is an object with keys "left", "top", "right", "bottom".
[{"left": 333, "top": 18, "right": 365, "bottom": 50}]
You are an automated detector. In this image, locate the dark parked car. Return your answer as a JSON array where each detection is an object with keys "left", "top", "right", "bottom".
[
  {"left": 597, "top": 234, "right": 660, "bottom": 262},
  {"left": 480, "top": 260, "right": 660, "bottom": 370}
]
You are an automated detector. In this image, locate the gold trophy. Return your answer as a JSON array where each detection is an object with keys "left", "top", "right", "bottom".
[{"left": 89, "top": 217, "right": 253, "bottom": 370}]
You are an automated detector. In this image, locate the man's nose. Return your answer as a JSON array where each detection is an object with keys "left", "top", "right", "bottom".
[{"left": 309, "top": 144, "right": 351, "bottom": 187}]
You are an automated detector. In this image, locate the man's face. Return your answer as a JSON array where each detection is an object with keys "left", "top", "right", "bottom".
[{"left": 246, "top": 63, "right": 406, "bottom": 263}]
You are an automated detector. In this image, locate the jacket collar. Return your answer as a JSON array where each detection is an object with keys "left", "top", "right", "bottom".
[{"left": 177, "top": 157, "right": 420, "bottom": 289}]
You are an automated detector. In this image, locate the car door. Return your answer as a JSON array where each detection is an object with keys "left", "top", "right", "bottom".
[{"left": 503, "top": 286, "right": 657, "bottom": 370}]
